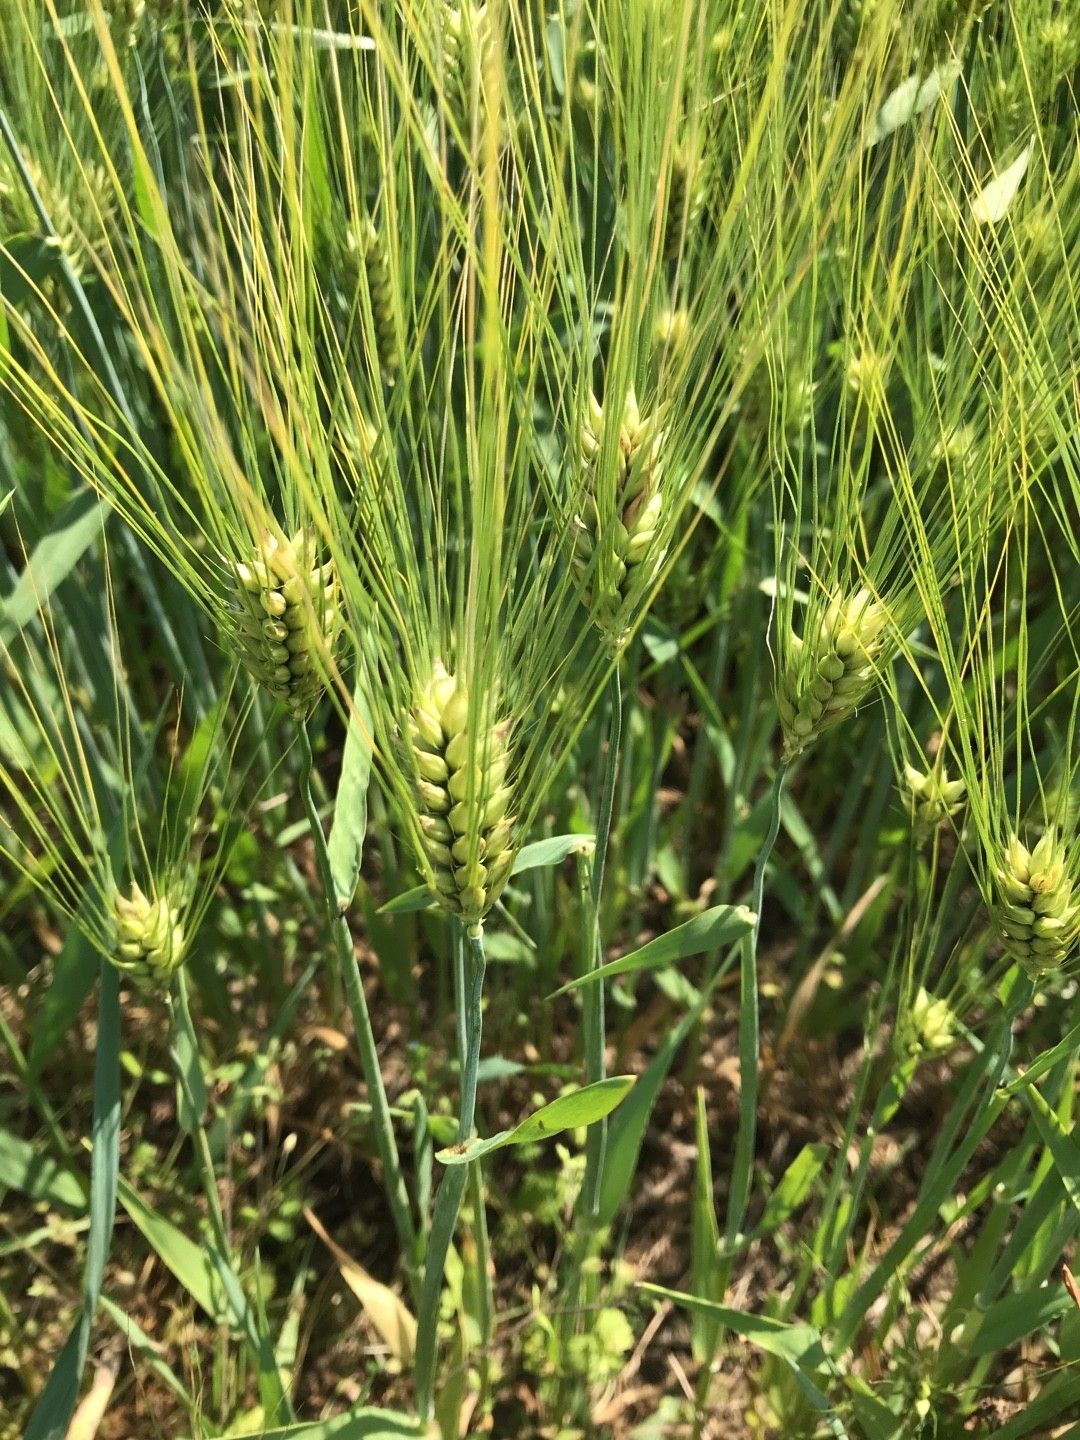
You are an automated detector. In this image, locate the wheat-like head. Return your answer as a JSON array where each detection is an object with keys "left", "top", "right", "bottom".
[
  {"left": 231, "top": 528, "right": 343, "bottom": 719},
  {"left": 408, "top": 660, "right": 516, "bottom": 935}
]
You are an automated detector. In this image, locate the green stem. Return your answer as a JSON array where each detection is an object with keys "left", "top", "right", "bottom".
[
  {"left": 297, "top": 724, "right": 418, "bottom": 1287},
  {"left": 724, "top": 760, "right": 788, "bottom": 1249},
  {"left": 582, "top": 666, "right": 623, "bottom": 1218},
  {"left": 415, "top": 925, "right": 487, "bottom": 1421},
  {"left": 171, "top": 971, "right": 294, "bottom": 1425}
]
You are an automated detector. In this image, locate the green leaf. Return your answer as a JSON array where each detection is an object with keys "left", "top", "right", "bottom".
[
  {"left": 0, "top": 488, "right": 108, "bottom": 638},
  {"left": 640, "top": 1282, "right": 828, "bottom": 1371},
  {"left": 757, "top": 1143, "right": 829, "bottom": 1235},
  {"left": 170, "top": 976, "right": 207, "bottom": 1136},
  {"left": 328, "top": 685, "right": 374, "bottom": 909},
  {"left": 0, "top": 1129, "right": 85, "bottom": 1210},
  {"left": 551, "top": 904, "right": 756, "bottom": 996},
  {"left": 511, "top": 833, "right": 594, "bottom": 874},
  {"left": 957, "top": 1285, "right": 1074, "bottom": 1357},
  {"left": 378, "top": 884, "right": 436, "bottom": 916},
  {"left": 26, "top": 962, "right": 121, "bottom": 1440},
  {"left": 98, "top": 1295, "right": 194, "bottom": 1407},
  {"left": 437, "top": 1076, "right": 635, "bottom": 1165},
  {"left": 690, "top": 1089, "right": 724, "bottom": 1364},
  {"left": 378, "top": 836, "right": 593, "bottom": 917},
  {"left": 218, "top": 1406, "right": 421, "bottom": 1439},
  {"left": 116, "top": 1176, "right": 221, "bottom": 1318},
  {"left": 597, "top": 979, "right": 718, "bottom": 1226}
]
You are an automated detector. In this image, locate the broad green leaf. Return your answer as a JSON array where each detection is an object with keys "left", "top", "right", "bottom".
[
  {"left": 328, "top": 685, "right": 374, "bottom": 908},
  {"left": 437, "top": 1076, "right": 635, "bottom": 1165},
  {"left": 1021, "top": 1087, "right": 1080, "bottom": 1221},
  {"left": 0, "top": 1128, "right": 84, "bottom": 1210},
  {"left": 552, "top": 904, "right": 755, "bottom": 996},
  {"left": 0, "top": 488, "right": 108, "bottom": 637}
]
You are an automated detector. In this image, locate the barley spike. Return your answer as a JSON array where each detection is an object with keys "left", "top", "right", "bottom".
[
  {"left": 112, "top": 881, "right": 185, "bottom": 985},
  {"left": 572, "top": 388, "right": 666, "bottom": 649},
  {"left": 777, "top": 586, "right": 887, "bottom": 760},
  {"left": 991, "top": 827, "right": 1080, "bottom": 974},
  {"left": 408, "top": 660, "right": 516, "bottom": 935},
  {"left": 231, "top": 528, "right": 342, "bottom": 718}
]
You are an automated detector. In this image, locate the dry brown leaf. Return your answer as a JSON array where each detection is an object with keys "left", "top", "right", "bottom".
[{"left": 304, "top": 1207, "right": 417, "bottom": 1363}]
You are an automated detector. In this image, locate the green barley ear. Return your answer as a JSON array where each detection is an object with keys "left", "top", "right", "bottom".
[
  {"left": 665, "top": 141, "right": 706, "bottom": 264},
  {"left": 991, "top": 827, "right": 1080, "bottom": 975},
  {"left": 346, "top": 216, "right": 400, "bottom": 386},
  {"left": 907, "top": 986, "right": 957, "bottom": 1056},
  {"left": 112, "top": 881, "right": 186, "bottom": 986},
  {"left": 440, "top": 0, "right": 490, "bottom": 101},
  {"left": 408, "top": 659, "right": 516, "bottom": 936},
  {"left": 777, "top": 586, "right": 888, "bottom": 761},
  {"left": 231, "top": 528, "right": 342, "bottom": 719},
  {"left": 572, "top": 388, "right": 667, "bottom": 650},
  {"left": 902, "top": 758, "right": 966, "bottom": 838}
]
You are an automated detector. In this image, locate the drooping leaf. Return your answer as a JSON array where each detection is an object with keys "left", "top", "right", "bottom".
[{"left": 305, "top": 1208, "right": 416, "bottom": 1363}]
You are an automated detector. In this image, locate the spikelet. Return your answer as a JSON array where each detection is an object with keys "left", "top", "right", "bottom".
[
  {"left": 908, "top": 986, "right": 957, "bottom": 1055},
  {"left": 664, "top": 143, "right": 706, "bottom": 264},
  {"left": 347, "top": 217, "right": 399, "bottom": 385},
  {"left": 571, "top": 388, "right": 666, "bottom": 648},
  {"left": 901, "top": 760, "right": 966, "bottom": 836},
  {"left": 440, "top": 0, "right": 489, "bottom": 97},
  {"left": 991, "top": 827, "right": 1080, "bottom": 974},
  {"left": 777, "top": 587, "right": 888, "bottom": 760},
  {"left": 112, "top": 882, "right": 185, "bottom": 984},
  {"left": 231, "top": 529, "right": 341, "bottom": 718},
  {"left": 408, "top": 660, "right": 516, "bottom": 935}
]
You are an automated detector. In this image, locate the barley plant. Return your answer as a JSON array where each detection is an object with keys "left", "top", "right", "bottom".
[{"left": 0, "top": 1, "right": 1078, "bottom": 1437}]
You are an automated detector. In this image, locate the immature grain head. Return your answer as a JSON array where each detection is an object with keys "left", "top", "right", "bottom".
[
  {"left": 665, "top": 142, "right": 706, "bottom": 264},
  {"left": 408, "top": 660, "right": 516, "bottom": 935},
  {"left": 572, "top": 388, "right": 666, "bottom": 649},
  {"left": 991, "top": 826, "right": 1080, "bottom": 974},
  {"left": 231, "top": 528, "right": 342, "bottom": 718},
  {"left": 112, "top": 881, "right": 185, "bottom": 985},
  {"left": 902, "top": 759, "right": 966, "bottom": 837},
  {"left": 777, "top": 586, "right": 888, "bottom": 760},
  {"left": 346, "top": 217, "right": 400, "bottom": 385}
]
